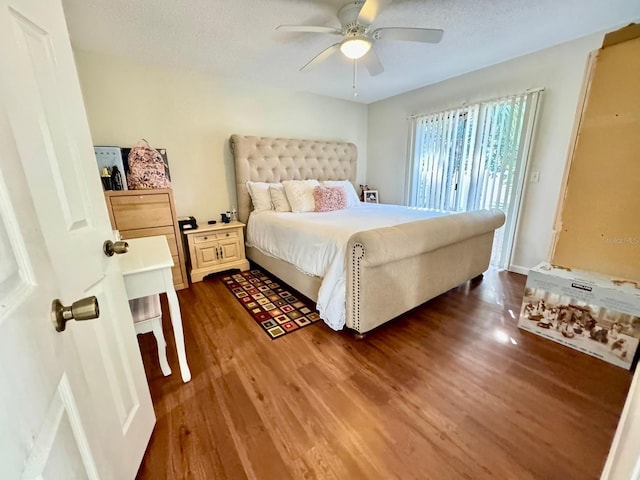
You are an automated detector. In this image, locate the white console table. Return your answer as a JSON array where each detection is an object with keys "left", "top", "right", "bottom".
[{"left": 119, "top": 236, "right": 191, "bottom": 382}]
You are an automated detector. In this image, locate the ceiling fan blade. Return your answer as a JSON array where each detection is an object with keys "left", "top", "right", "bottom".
[
  {"left": 373, "top": 27, "right": 444, "bottom": 43},
  {"left": 361, "top": 48, "right": 384, "bottom": 76},
  {"left": 357, "top": 0, "right": 393, "bottom": 25},
  {"left": 276, "top": 25, "right": 342, "bottom": 35},
  {"left": 300, "top": 43, "right": 341, "bottom": 72}
]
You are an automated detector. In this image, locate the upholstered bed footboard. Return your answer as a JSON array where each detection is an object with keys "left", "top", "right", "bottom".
[{"left": 345, "top": 209, "right": 506, "bottom": 334}]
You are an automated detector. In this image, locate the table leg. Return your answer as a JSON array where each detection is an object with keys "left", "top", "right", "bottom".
[{"left": 164, "top": 272, "right": 191, "bottom": 382}]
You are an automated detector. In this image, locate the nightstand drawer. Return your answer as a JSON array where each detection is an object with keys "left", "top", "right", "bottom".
[
  {"left": 215, "top": 230, "right": 238, "bottom": 241},
  {"left": 192, "top": 230, "right": 238, "bottom": 243},
  {"left": 193, "top": 233, "right": 213, "bottom": 244}
]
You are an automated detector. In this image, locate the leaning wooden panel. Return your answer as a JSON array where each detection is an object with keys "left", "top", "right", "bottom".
[{"left": 552, "top": 32, "right": 640, "bottom": 280}]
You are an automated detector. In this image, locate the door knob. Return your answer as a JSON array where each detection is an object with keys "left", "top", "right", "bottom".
[
  {"left": 103, "top": 240, "right": 129, "bottom": 257},
  {"left": 51, "top": 296, "right": 100, "bottom": 332}
]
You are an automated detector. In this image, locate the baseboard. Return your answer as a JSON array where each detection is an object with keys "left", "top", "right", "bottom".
[{"left": 508, "top": 264, "right": 530, "bottom": 275}]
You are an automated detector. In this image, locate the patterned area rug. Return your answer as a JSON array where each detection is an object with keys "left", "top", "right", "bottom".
[{"left": 222, "top": 269, "right": 321, "bottom": 339}]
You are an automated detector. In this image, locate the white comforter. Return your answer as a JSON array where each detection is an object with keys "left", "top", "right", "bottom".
[{"left": 246, "top": 204, "right": 447, "bottom": 330}]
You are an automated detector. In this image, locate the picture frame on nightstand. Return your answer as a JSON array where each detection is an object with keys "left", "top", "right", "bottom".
[{"left": 364, "top": 190, "right": 379, "bottom": 203}]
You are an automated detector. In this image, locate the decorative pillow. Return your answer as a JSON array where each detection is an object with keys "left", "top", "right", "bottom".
[
  {"left": 321, "top": 180, "right": 361, "bottom": 207},
  {"left": 269, "top": 184, "right": 291, "bottom": 212},
  {"left": 246, "top": 181, "right": 273, "bottom": 212},
  {"left": 313, "top": 186, "right": 347, "bottom": 212},
  {"left": 282, "top": 180, "right": 320, "bottom": 213}
]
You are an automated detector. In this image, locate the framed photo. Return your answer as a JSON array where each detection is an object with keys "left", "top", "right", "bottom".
[{"left": 364, "top": 190, "right": 379, "bottom": 204}]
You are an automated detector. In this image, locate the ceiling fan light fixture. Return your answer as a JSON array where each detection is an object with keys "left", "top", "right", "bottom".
[{"left": 340, "top": 36, "right": 371, "bottom": 59}]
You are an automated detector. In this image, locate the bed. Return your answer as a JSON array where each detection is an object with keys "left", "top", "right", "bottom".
[{"left": 230, "top": 134, "right": 505, "bottom": 335}]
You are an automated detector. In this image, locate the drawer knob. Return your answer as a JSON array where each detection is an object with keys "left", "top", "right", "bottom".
[
  {"left": 203, "top": 236, "right": 208, "bottom": 240},
  {"left": 226, "top": 233, "right": 229, "bottom": 237}
]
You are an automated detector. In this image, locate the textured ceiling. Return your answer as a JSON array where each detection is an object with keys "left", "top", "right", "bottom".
[{"left": 62, "top": 0, "right": 640, "bottom": 104}]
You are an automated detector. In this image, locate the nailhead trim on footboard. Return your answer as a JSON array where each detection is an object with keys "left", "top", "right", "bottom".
[{"left": 351, "top": 243, "right": 365, "bottom": 332}]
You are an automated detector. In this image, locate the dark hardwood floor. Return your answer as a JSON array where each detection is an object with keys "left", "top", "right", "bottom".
[{"left": 135, "top": 269, "right": 632, "bottom": 479}]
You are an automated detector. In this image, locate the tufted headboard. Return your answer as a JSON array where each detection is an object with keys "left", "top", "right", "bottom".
[{"left": 229, "top": 135, "right": 357, "bottom": 223}]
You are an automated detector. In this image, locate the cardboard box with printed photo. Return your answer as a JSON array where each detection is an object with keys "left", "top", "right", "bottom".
[{"left": 518, "top": 263, "right": 640, "bottom": 370}]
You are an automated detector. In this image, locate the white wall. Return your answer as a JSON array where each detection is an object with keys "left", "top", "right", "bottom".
[
  {"left": 366, "top": 32, "right": 607, "bottom": 272},
  {"left": 74, "top": 51, "right": 368, "bottom": 223},
  {"left": 77, "top": 32, "right": 618, "bottom": 272}
]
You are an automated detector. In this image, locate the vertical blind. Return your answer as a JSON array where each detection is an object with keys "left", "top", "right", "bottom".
[{"left": 407, "top": 89, "right": 542, "bottom": 268}]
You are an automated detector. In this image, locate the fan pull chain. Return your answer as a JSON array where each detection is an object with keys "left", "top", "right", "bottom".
[{"left": 352, "top": 59, "right": 358, "bottom": 97}]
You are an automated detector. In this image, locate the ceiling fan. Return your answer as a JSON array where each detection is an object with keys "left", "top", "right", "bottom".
[{"left": 276, "top": 0, "right": 444, "bottom": 76}]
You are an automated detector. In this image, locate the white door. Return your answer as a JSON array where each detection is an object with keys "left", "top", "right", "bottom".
[
  {"left": 601, "top": 366, "right": 640, "bottom": 479},
  {"left": 0, "top": 0, "right": 154, "bottom": 478}
]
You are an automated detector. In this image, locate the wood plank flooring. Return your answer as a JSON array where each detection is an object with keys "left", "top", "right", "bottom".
[{"left": 135, "top": 269, "right": 632, "bottom": 479}]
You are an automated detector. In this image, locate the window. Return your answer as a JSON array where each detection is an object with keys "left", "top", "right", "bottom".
[{"left": 407, "top": 90, "right": 543, "bottom": 269}]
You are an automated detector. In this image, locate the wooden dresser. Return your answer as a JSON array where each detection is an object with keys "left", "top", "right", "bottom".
[{"left": 104, "top": 189, "right": 188, "bottom": 290}]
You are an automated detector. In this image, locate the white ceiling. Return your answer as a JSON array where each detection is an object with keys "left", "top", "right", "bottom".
[{"left": 62, "top": 0, "right": 640, "bottom": 104}]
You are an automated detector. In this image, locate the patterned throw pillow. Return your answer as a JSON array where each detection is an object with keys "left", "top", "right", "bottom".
[
  {"left": 313, "top": 186, "right": 347, "bottom": 212},
  {"left": 321, "top": 180, "right": 361, "bottom": 207}
]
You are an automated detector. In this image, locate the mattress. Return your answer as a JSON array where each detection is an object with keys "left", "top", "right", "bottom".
[{"left": 246, "top": 204, "right": 447, "bottom": 330}]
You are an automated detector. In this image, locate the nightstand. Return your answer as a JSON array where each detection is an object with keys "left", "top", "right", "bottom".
[{"left": 183, "top": 222, "right": 250, "bottom": 282}]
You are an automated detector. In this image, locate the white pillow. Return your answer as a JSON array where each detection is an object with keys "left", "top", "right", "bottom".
[
  {"left": 269, "top": 184, "right": 291, "bottom": 212},
  {"left": 246, "top": 181, "right": 273, "bottom": 212},
  {"left": 282, "top": 180, "right": 320, "bottom": 212},
  {"left": 322, "top": 180, "right": 360, "bottom": 208}
]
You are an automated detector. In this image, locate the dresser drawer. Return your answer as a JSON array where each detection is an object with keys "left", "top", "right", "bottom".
[
  {"left": 119, "top": 227, "right": 179, "bottom": 257},
  {"left": 110, "top": 193, "right": 172, "bottom": 230}
]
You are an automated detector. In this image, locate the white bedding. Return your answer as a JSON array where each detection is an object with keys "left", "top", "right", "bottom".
[{"left": 246, "top": 204, "right": 447, "bottom": 330}]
